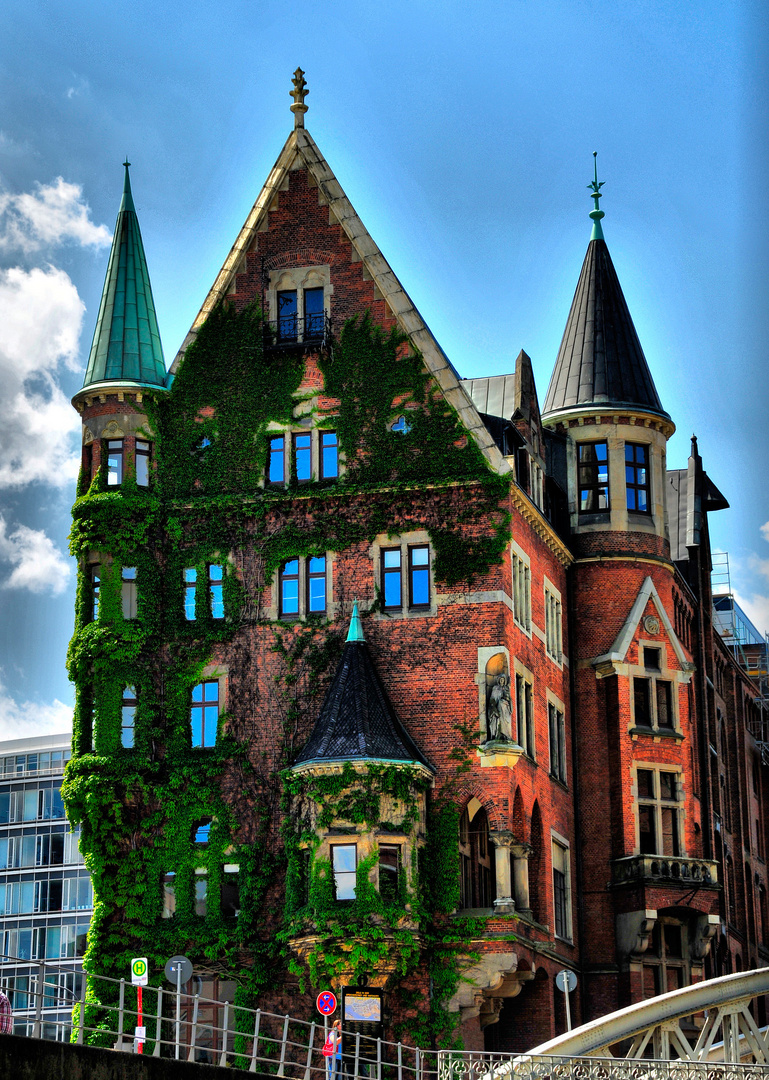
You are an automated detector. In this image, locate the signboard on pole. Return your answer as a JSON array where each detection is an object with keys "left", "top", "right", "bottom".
[
  {"left": 131, "top": 958, "right": 149, "bottom": 987},
  {"left": 316, "top": 991, "right": 337, "bottom": 1016}
]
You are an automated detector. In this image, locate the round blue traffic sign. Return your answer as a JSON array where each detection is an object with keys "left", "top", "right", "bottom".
[{"left": 316, "top": 991, "right": 337, "bottom": 1016}]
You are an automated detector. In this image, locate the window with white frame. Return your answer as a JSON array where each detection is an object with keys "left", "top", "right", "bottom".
[
  {"left": 632, "top": 646, "right": 677, "bottom": 732},
  {"left": 121, "top": 567, "right": 137, "bottom": 620},
  {"left": 511, "top": 544, "right": 531, "bottom": 633},
  {"left": 548, "top": 701, "right": 566, "bottom": 784},
  {"left": 183, "top": 564, "right": 224, "bottom": 621},
  {"left": 552, "top": 835, "right": 572, "bottom": 940},
  {"left": 135, "top": 439, "right": 151, "bottom": 486},
  {"left": 531, "top": 460, "right": 544, "bottom": 509},
  {"left": 267, "top": 430, "right": 339, "bottom": 485},
  {"left": 378, "top": 541, "right": 431, "bottom": 613},
  {"left": 544, "top": 582, "right": 562, "bottom": 664},
  {"left": 278, "top": 555, "right": 329, "bottom": 618},
  {"left": 190, "top": 680, "right": 220, "bottom": 748},
  {"left": 121, "top": 686, "right": 136, "bottom": 748},
  {"left": 515, "top": 671, "right": 535, "bottom": 758},
  {"left": 637, "top": 768, "right": 682, "bottom": 856},
  {"left": 331, "top": 843, "right": 357, "bottom": 901}
]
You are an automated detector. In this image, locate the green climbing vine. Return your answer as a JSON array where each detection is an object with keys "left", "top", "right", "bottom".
[{"left": 65, "top": 297, "right": 511, "bottom": 1046}]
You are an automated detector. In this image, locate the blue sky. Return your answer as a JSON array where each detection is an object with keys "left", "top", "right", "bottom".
[{"left": 0, "top": 0, "right": 766, "bottom": 738}]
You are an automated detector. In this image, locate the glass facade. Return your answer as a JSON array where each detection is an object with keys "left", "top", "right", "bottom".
[{"left": 0, "top": 733, "right": 92, "bottom": 1039}]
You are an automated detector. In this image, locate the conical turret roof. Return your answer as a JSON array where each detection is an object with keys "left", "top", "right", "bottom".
[
  {"left": 82, "top": 163, "right": 166, "bottom": 390},
  {"left": 542, "top": 180, "right": 669, "bottom": 423},
  {"left": 292, "top": 606, "right": 433, "bottom": 772}
]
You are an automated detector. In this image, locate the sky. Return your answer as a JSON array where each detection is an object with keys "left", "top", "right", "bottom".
[{"left": 0, "top": 0, "right": 766, "bottom": 739}]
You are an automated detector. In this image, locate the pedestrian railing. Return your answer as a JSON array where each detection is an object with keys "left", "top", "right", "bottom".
[
  {"left": 1, "top": 955, "right": 439, "bottom": 1077},
  {"left": 1, "top": 956, "right": 767, "bottom": 1078}
]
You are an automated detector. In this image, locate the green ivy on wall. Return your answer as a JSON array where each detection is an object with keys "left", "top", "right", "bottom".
[{"left": 65, "top": 298, "right": 512, "bottom": 1046}]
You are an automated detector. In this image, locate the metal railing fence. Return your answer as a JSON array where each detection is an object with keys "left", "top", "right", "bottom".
[
  {"left": 1, "top": 957, "right": 767, "bottom": 1078},
  {"left": 437, "top": 1054, "right": 768, "bottom": 1080}
]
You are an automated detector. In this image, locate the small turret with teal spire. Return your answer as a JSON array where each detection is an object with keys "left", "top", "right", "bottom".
[
  {"left": 588, "top": 151, "right": 605, "bottom": 241},
  {"left": 81, "top": 161, "right": 167, "bottom": 391}
]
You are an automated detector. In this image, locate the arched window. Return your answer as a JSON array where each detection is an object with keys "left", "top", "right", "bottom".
[{"left": 459, "top": 803, "right": 493, "bottom": 909}]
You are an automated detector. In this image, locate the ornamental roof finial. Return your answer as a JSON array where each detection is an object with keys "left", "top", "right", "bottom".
[
  {"left": 290, "top": 67, "right": 309, "bottom": 129},
  {"left": 588, "top": 151, "right": 605, "bottom": 241}
]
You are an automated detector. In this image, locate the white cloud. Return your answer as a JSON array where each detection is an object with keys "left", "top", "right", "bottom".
[
  {"left": 0, "top": 265, "right": 83, "bottom": 488},
  {"left": 0, "top": 176, "right": 111, "bottom": 254},
  {"left": 730, "top": 523, "right": 769, "bottom": 638},
  {"left": 0, "top": 516, "right": 71, "bottom": 595},
  {"left": 0, "top": 678, "right": 72, "bottom": 740}
]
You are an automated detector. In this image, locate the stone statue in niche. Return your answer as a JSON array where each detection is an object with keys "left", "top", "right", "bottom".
[
  {"left": 486, "top": 675, "right": 513, "bottom": 742},
  {"left": 484, "top": 652, "right": 513, "bottom": 743}
]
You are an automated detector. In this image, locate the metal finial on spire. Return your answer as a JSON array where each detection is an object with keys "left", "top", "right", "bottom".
[
  {"left": 290, "top": 67, "right": 309, "bottom": 129},
  {"left": 587, "top": 151, "right": 605, "bottom": 240}
]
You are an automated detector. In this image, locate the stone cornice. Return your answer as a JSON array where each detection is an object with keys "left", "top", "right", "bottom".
[{"left": 510, "top": 484, "right": 573, "bottom": 567}]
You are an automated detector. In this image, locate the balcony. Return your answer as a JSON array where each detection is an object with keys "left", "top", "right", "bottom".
[
  {"left": 612, "top": 854, "right": 718, "bottom": 887},
  {"left": 263, "top": 313, "right": 331, "bottom": 350}
]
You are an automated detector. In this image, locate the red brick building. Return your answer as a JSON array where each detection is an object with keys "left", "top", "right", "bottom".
[{"left": 67, "top": 72, "right": 768, "bottom": 1051}]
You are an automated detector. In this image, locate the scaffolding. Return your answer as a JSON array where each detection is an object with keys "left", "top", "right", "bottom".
[{"left": 711, "top": 552, "right": 769, "bottom": 761}]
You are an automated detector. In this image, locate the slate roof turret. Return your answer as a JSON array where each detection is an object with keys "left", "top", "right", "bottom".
[
  {"left": 542, "top": 165, "right": 669, "bottom": 424},
  {"left": 292, "top": 604, "right": 433, "bottom": 772},
  {"left": 82, "top": 163, "right": 166, "bottom": 391}
]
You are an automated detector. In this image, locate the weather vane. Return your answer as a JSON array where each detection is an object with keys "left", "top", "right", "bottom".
[
  {"left": 290, "top": 67, "right": 309, "bottom": 129},
  {"left": 587, "top": 151, "right": 605, "bottom": 240}
]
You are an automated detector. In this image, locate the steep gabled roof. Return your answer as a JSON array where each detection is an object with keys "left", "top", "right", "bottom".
[
  {"left": 82, "top": 164, "right": 166, "bottom": 391},
  {"left": 593, "top": 576, "right": 695, "bottom": 675},
  {"left": 169, "top": 124, "right": 509, "bottom": 476},
  {"left": 292, "top": 605, "right": 433, "bottom": 772},
  {"left": 542, "top": 235, "right": 669, "bottom": 423}
]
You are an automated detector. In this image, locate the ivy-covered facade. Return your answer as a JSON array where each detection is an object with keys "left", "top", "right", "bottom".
[{"left": 65, "top": 72, "right": 769, "bottom": 1053}]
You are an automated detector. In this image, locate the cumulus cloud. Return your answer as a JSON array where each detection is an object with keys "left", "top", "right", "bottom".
[
  {"left": 0, "top": 516, "right": 71, "bottom": 595},
  {"left": 0, "top": 678, "right": 72, "bottom": 740},
  {"left": 0, "top": 176, "right": 111, "bottom": 254},
  {"left": 0, "top": 264, "right": 84, "bottom": 488}
]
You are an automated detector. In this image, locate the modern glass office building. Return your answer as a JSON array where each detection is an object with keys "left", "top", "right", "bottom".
[{"left": 0, "top": 732, "right": 91, "bottom": 1038}]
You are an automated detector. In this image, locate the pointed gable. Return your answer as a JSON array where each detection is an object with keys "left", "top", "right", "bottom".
[
  {"left": 83, "top": 164, "right": 166, "bottom": 391},
  {"left": 593, "top": 576, "right": 695, "bottom": 677},
  {"left": 170, "top": 125, "right": 508, "bottom": 476},
  {"left": 542, "top": 238, "right": 669, "bottom": 422},
  {"left": 292, "top": 608, "right": 433, "bottom": 772}
]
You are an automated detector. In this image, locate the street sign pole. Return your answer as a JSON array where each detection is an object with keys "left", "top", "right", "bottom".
[
  {"left": 163, "top": 955, "right": 193, "bottom": 1062},
  {"left": 175, "top": 965, "right": 181, "bottom": 1060},
  {"left": 137, "top": 985, "right": 143, "bottom": 1054},
  {"left": 130, "top": 958, "right": 149, "bottom": 1054},
  {"left": 555, "top": 969, "right": 577, "bottom": 1032}
]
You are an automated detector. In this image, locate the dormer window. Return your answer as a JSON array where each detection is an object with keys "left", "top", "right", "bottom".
[{"left": 578, "top": 441, "right": 609, "bottom": 513}]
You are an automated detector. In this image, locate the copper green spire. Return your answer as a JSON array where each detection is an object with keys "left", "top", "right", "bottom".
[
  {"left": 346, "top": 601, "right": 365, "bottom": 643},
  {"left": 82, "top": 162, "right": 166, "bottom": 390},
  {"left": 588, "top": 151, "right": 605, "bottom": 241}
]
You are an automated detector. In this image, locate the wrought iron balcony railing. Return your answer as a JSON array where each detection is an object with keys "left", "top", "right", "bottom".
[
  {"left": 264, "top": 313, "right": 331, "bottom": 349},
  {"left": 612, "top": 853, "right": 718, "bottom": 886}
]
